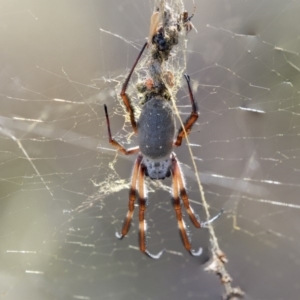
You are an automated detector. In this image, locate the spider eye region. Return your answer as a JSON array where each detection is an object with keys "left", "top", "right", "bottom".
[{"left": 143, "top": 157, "right": 172, "bottom": 180}]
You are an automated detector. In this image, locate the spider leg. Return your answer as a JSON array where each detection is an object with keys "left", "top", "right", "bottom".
[
  {"left": 116, "top": 154, "right": 143, "bottom": 239},
  {"left": 171, "top": 153, "right": 201, "bottom": 227},
  {"left": 171, "top": 156, "right": 202, "bottom": 257},
  {"left": 104, "top": 104, "right": 139, "bottom": 155},
  {"left": 120, "top": 42, "right": 148, "bottom": 134},
  {"left": 174, "top": 74, "right": 199, "bottom": 147},
  {"left": 138, "top": 164, "right": 164, "bottom": 259},
  {"left": 172, "top": 154, "right": 224, "bottom": 228}
]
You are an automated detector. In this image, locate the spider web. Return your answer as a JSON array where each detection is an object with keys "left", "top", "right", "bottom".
[{"left": 1, "top": 0, "right": 300, "bottom": 299}]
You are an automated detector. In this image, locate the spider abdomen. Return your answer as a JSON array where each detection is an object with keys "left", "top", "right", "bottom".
[{"left": 138, "top": 98, "right": 175, "bottom": 159}]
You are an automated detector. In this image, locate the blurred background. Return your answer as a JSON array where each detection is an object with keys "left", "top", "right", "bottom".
[{"left": 1, "top": 0, "right": 300, "bottom": 299}]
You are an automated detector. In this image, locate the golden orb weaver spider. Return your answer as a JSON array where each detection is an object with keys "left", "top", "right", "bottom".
[{"left": 104, "top": 4, "right": 222, "bottom": 259}]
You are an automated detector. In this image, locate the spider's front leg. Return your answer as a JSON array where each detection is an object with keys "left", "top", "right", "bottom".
[
  {"left": 115, "top": 154, "right": 142, "bottom": 239},
  {"left": 171, "top": 154, "right": 202, "bottom": 257},
  {"left": 115, "top": 155, "right": 164, "bottom": 259},
  {"left": 172, "top": 153, "right": 224, "bottom": 228},
  {"left": 171, "top": 153, "right": 224, "bottom": 256},
  {"left": 138, "top": 164, "right": 164, "bottom": 259}
]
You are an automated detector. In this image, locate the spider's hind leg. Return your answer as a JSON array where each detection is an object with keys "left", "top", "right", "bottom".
[
  {"left": 104, "top": 104, "right": 139, "bottom": 155},
  {"left": 174, "top": 74, "right": 199, "bottom": 147},
  {"left": 120, "top": 42, "right": 148, "bottom": 134}
]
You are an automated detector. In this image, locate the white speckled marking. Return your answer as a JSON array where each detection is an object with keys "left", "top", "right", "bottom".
[{"left": 143, "top": 156, "right": 172, "bottom": 179}]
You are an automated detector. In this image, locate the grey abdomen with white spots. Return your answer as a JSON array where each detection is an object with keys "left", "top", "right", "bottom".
[{"left": 138, "top": 99, "right": 175, "bottom": 159}]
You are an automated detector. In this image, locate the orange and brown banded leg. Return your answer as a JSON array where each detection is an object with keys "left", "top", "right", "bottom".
[
  {"left": 116, "top": 154, "right": 143, "bottom": 239},
  {"left": 138, "top": 164, "right": 164, "bottom": 259},
  {"left": 120, "top": 42, "right": 148, "bottom": 134},
  {"left": 171, "top": 158, "right": 202, "bottom": 257},
  {"left": 172, "top": 154, "right": 224, "bottom": 228},
  {"left": 104, "top": 104, "right": 140, "bottom": 155},
  {"left": 174, "top": 74, "right": 199, "bottom": 147},
  {"left": 172, "top": 154, "right": 201, "bottom": 228}
]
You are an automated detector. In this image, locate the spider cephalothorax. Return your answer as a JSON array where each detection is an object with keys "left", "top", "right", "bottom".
[
  {"left": 103, "top": 4, "right": 221, "bottom": 259},
  {"left": 143, "top": 157, "right": 172, "bottom": 180}
]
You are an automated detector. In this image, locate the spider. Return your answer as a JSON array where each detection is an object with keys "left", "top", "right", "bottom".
[
  {"left": 103, "top": 5, "right": 222, "bottom": 259},
  {"left": 182, "top": 10, "right": 195, "bottom": 33}
]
